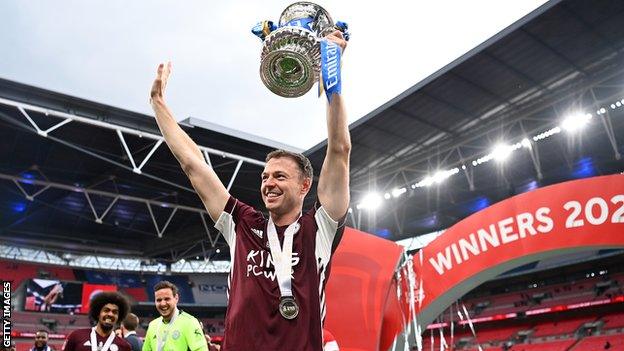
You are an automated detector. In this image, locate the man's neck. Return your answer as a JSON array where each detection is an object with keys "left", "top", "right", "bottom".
[
  {"left": 270, "top": 210, "right": 301, "bottom": 227},
  {"left": 163, "top": 308, "right": 178, "bottom": 323},
  {"left": 95, "top": 324, "right": 112, "bottom": 337}
]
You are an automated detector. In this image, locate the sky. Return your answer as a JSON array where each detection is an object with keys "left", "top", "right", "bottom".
[{"left": 0, "top": 0, "right": 548, "bottom": 151}]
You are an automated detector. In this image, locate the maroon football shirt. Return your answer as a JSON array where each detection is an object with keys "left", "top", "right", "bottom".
[
  {"left": 214, "top": 197, "right": 345, "bottom": 351},
  {"left": 62, "top": 328, "right": 131, "bottom": 351}
]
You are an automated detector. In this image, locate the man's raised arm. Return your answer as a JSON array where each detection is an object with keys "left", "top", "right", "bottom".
[
  {"left": 150, "top": 62, "right": 229, "bottom": 221},
  {"left": 317, "top": 31, "right": 351, "bottom": 221}
]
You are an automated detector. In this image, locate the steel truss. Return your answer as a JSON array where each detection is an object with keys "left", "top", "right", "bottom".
[
  {"left": 0, "top": 172, "right": 221, "bottom": 245},
  {"left": 0, "top": 244, "right": 230, "bottom": 273},
  {"left": 0, "top": 96, "right": 265, "bottom": 194}
]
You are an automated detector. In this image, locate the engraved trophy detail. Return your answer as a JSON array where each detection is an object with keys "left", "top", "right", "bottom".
[{"left": 255, "top": 2, "right": 338, "bottom": 98}]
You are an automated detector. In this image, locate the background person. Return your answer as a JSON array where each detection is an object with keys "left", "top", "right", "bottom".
[
  {"left": 142, "top": 281, "right": 207, "bottom": 351},
  {"left": 62, "top": 291, "right": 131, "bottom": 351},
  {"left": 121, "top": 313, "right": 143, "bottom": 351}
]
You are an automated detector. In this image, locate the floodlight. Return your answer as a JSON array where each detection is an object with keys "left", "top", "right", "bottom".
[
  {"left": 358, "top": 192, "right": 382, "bottom": 210},
  {"left": 521, "top": 138, "right": 531, "bottom": 148},
  {"left": 492, "top": 143, "right": 513, "bottom": 162},
  {"left": 392, "top": 187, "right": 407, "bottom": 198},
  {"left": 561, "top": 112, "right": 591, "bottom": 132}
]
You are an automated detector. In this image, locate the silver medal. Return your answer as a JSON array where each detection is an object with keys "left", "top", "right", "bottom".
[{"left": 279, "top": 296, "right": 299, "bottom": 319}]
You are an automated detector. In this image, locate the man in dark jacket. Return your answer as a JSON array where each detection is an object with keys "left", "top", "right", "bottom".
[{"left": 121, "top": 313, "right": 143, "bottom": 351}]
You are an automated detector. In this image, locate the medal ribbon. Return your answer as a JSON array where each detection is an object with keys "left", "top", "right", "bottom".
[
  {"left": 319, "top": 39, "right": 342, "bottom": 103},
  {"left": 90, "top": 328, "right": 115, "bottom": 351},
  {"left": 267, "top": 215, "right": 301, "bottom": 298},
  {"left": 156, "top": 308, "right": 179, "bottom": 351}
]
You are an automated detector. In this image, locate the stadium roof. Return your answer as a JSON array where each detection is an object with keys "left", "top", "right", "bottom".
[
  {"left": 307, "top": 0, "right": 624, "bottom": 239},
  {"left": 1, "top": 0, "right": 623, "bottom": 264}
]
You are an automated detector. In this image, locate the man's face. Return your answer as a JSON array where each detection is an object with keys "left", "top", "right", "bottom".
[
  {"left": 261, "top": 157, "right": 310, "bottom": 216},
  {"left": 34, "top": 332, "right": 48, "bottom": 348},
  {"left": 98, "top": 303, "right": 119, "bottom": 332},
  {"left": 155, "top": 288, "right": 178, "bottom": 320}
]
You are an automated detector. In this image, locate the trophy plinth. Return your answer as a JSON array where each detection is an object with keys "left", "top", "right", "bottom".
[{"left": 258, "top": 2, "right": 335, "bottom": 98}]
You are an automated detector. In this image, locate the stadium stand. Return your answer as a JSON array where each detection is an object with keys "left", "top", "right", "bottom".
[
  {"left": 508, "top": 339, "right": 577, "bottom": 351},
  {"left": 0, "top": 259, "right": 75, "bottom": 287},
  {"left": 530, "top": 316, "right": 596, "bottom": 337},
  {"left": 602, "top": 311, "right": 624, "bottom": 330},
  {"left": 571, "top": 333, "right": 624, "bottom": 350}
]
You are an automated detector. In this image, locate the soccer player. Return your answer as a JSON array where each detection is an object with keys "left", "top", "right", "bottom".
[
  {"left": 62, "top": 292, "right": 131, "bottom": 351},
  {"left": 31, "top": 330, "right": 52, "bottom": 351},
  {"left": 149, "top": 29, "right": 349, "bottom": 351},
  {"left": 142, "top": 281, "right": 207, "bottom": 351}
]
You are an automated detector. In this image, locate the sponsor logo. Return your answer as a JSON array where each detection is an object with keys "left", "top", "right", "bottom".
[
  {"left": 246, "top": 250, "right": 300, "bottom": 281},
  {"left": 251, "top": 228, "right": 264, "bottom": 238}
]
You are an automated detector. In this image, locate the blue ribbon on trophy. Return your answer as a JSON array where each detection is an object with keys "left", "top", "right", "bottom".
[
  {"left": 318, "top": 39, "right": 342, "bottom": 103},
  {"left": 251, "top": 20, "right": 278, "bottom": 41},
  {"left": 252, "top": 3, "right": 350, "bottom": 98}
]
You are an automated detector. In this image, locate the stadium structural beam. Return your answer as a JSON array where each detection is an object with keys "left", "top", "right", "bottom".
[
  {"left": 146, "top": 203, "right": 178, "bottom": 238},
  {"left": 456, "top": 147, "right": 475, "bottom": 191},
  {"left": 0, "top": 244, "right": 230, "bottom": 273},
  {"left": 226, "top": 160, "right": 243, "bottom": 192},
  {"left": 520, "top": 121, "right": 543, "bottom": 179},
  {"left": 352, "top": 66, "right": 624, "bottom": 188},
  {"left": 0, "top": 172, "right": 208, "bottom": 237},
  {"left": 0, "top": 96, "right": 266, "bottom": 192},
  {"left": 200, "top": 212, "right": 223, "bottom": 248},
  {"left": 590, "top": 89, "right": 621, "bottom": 160}
]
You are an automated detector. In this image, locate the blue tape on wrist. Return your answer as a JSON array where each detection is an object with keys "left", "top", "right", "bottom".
[
  {"left": 320, "top": 40, "right": 342, "bottom": 103},
  {"left": 335, "top": 21, "right": 350, "bottom": 41}
]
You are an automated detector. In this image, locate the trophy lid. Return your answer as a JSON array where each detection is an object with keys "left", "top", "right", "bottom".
[{"left": 278, "top": 2, "right": 335, "bottom": 36}]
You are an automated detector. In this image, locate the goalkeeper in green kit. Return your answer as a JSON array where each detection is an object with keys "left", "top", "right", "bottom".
[{"left": 143, "top": 281, "right": 208, "bottom": 351}]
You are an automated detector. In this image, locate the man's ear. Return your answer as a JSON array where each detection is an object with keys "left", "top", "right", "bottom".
[{"left": 301, "top": 177, "right": 312, "bottom": 195}]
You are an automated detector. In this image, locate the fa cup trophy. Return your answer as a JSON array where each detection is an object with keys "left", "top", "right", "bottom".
[{"left": 253, "top": 2, "right": 348, "bottom": 98}]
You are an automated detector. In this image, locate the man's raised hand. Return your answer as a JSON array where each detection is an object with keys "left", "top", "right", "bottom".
[{"left": 150, "top": 62, "right": 172, "bottom": 104}]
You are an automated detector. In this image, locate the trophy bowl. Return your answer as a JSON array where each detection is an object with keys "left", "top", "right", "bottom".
[{"left": 259, "top": 2, "right": 336, "bottom": 98}]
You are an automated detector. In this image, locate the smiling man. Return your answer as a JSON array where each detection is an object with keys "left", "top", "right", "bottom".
[
  {"left": 30, "top": 330, "right": 51, "bottom": 351},
  {"left": 143, "top": 281, "right": 207, "bottom": 351},
  {"left": 62, "top": 292, "right": 131, "bottom": 351},
  {"left": 149, "top": 30, "right": 350, "bottom": 351}
]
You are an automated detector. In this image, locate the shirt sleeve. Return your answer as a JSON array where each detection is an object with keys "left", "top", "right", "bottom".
[
  {"left": 214, "top": 196, "right": 257, "bottom": 246},
  {"left": 61, "top": 331, "right": 75, "bottom": 351},
  {"left": 183, "top": 317, "right": 208, "bottom": 351},
  {"left": 142, "top": 324, "right": 153, "bottom": 351},
  {"left": 116, "top": 337, "right": 132, "bottom": 351},
  {"left": 314, "top": 200, "right": 347, "bottom": 260}
]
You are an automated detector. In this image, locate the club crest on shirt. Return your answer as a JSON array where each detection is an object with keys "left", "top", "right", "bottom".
[
  {"left": 251, "top": 228, "right": 263, "bottom": 238},
  {"left": 246, "top": 249, "right": 300, "bottom": 281},
  {"left": 172, "top": 330, "right": 181, "bottom": 340},
  {"left": 110, "top": 344, "right": 119, "bottom": 351}
]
